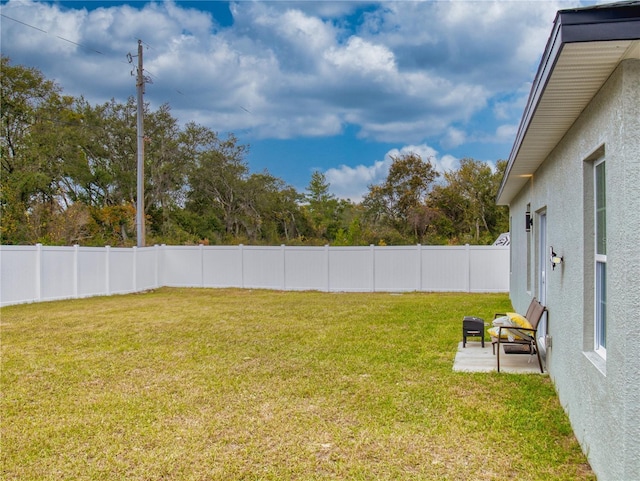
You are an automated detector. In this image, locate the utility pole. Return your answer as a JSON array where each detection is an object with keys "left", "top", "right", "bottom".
[{"left": 128, "top": 40, "right": 149, "bottom": 247}]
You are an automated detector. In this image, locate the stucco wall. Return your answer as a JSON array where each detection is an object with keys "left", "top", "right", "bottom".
[{"left": 508, "top": 59, "right": 640, "bottom": 481}]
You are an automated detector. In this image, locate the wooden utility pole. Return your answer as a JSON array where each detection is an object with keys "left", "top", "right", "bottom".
[
  {"left": 135, "top": 40, "right": 145, "bottom": 247},
  {"left": 129, "top": 40, "right": 146, "bottom": 247}
]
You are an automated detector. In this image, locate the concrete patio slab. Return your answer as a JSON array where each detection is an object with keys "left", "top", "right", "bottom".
[{"left": 453, "top": 341, "right": 545, "bottom": 374}]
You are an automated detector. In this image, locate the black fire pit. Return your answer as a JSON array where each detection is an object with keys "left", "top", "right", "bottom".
[{"left": 462, "top": 316, "right": 485, "bottom": 348}]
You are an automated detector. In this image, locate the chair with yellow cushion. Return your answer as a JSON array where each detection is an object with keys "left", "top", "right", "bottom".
[{"left": 489, "top": 298, "right": 546, "bottom": 373}]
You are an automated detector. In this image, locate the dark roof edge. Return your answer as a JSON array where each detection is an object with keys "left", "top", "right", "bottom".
[
  {"left": 496, "top": 1, "right": 640, "bottom": 204},
  {"left": 560, "top": 1, "right": 640, "bottom": 42},
  {"left": 559, "top": 1, "right": 640, "bottom": 20},
  {"left": 496, "top": 9, "right": 564, "bottom": 204}
]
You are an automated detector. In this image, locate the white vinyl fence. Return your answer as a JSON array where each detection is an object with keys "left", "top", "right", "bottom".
[{"left": 0, "top": 244, "right": 509, "bottom": 306}]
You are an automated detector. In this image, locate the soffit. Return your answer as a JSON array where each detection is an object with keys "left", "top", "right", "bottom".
[{"left": 497, "top": 39, "right": 640, "bottom": 205}]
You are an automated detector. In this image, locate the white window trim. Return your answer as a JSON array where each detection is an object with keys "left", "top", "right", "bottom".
[
  {"left": 594, "top": 158, "right": 606, "bottom": 359},
  {"left": 594, "top": 259, "right": 606, "bottom": 359}
]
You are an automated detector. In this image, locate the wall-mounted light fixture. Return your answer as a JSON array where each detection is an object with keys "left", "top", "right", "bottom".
[
  {"left": 550, "top": 246, "right": 563, "bottom": 270},
  {"left": 525, "top": 211, "right": 533, "bottom": 232}
]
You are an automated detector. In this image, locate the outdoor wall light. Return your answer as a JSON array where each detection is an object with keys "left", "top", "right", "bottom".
[
  {"left": 550, "top": 246, "right": 563, "bottom": 270},
  {"left": 525, "top": 211, "right": 533, "bottom": 232}
]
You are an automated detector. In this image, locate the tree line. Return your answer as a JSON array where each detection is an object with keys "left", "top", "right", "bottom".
[{"left": 1, "top": 56, "right": 508, "bottom": 247}]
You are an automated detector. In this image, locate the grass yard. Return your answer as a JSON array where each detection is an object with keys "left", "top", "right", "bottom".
[{"left": 1, "top": 288, "right": 593, "bottom": 480}]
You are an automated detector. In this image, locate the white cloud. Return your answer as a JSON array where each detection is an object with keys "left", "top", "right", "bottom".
[
  {"left": 1, "top": 0, "right": 574, "bottom": 145},
  {"left": 439, "top": 154, "right": 459, "bottom": 173},
  {"left": 442, "top": 127, "right": 467, "bottom": 149},
  {"left": 325, "top": 159, "right": 390, "bottom": 202},
  {"left": 325, "top": 143, "right": 459, "bottom": 201},
  {"left": 386, "top": 144, "right": 459, "bottom": 174},
  {"left": 1, "top": 0, "right": 591, "bottom": 183},
  {"left": 324, "top": 36, "right": 396, "bottom": 75},
  {"left": 493, "top": 84, "right": 530, "bottom": 120},
  {"left": 494, "top": 124, "right": 518, "bottom": 144}
]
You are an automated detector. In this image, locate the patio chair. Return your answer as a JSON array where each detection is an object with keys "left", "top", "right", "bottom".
[{"left": 490, "top": 298, "right": 546, "bottom": 373}]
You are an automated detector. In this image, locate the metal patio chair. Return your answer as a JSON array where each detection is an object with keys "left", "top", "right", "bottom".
[{"left": 491, "top": 298, "right": 546, "bottom": 373}]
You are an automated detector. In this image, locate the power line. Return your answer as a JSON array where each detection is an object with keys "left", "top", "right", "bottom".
[
  {"left": 55, "top": 35, "right": 103, "bottom": 55},
  {"left": 0, "top": 13, "right": 46, "bottom": 33},
  {"left": 2, "top": 12, "right": 188, "bottom": 100},
  {"left": 1, "top": 13, "right": 105, "bottom": 56},
  {"left": 2, "top": 10, "right": 254, "bottom": 118}
]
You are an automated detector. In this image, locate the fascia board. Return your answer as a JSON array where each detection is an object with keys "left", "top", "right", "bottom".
[
  {"left": 496, "top": 3, "right": 640, "bottom": 206},
  {"left": 496, "top": 13, "right": 564, "bottom": 205}
]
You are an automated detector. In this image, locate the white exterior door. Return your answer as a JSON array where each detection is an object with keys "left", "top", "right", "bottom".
[{"left": 537, "top": 212, "right": 548, "bottom": 355}]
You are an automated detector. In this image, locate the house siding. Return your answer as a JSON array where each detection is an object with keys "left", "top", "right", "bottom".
[{"left": 508, "top": 59, "right": 640, "bottom": 481}]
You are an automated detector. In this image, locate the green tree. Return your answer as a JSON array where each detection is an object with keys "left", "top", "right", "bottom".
[
  {"left": 186, "top": 132, "right": 251, "bottom": 241},
  {"left": 266, "top": 183, "right": 308, "bottom": 243},
  {"left": 362, "top": 152, "right": 439, "bottom": 243},
  {"left": 0, "top": 57, "right": 509, "bottom": 248},
  {"left": 429, "top": 158, "right": 508, "bottom": 244},
  {"left": 143, "top": 103, "right": 191, "bottom": 241},
  {"left": 0, "top": 56, "right": 81, "bottom": 244},
  {"left": 304, "top": 171, "right": 343, "bottom": 241},
  {"left": 68, "top": 97, "right": 139, "bottom": 245}
]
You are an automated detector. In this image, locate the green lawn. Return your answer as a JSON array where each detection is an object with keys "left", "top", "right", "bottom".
[{"left": 1, "top": 288, "right": 593, "bottom": 480}]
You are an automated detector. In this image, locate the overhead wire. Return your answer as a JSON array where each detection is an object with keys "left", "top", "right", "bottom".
[
  {"left": 1, "top": 13, "right": 105, "bottom": 56},
  {"left": 2, "top": 12, "right": 136, "bottom": 134},
  {"left": 55, "top": 35, "right": 104, "bottom": 55},
  {"left": 2, "top": 11, "right": 197, "bottom": 101},
  {"left": 2, "top": 9, "right": 252, "bottom": 113},
  {"left": 1, "top": 12, "right": 46, "bottom": 32}
]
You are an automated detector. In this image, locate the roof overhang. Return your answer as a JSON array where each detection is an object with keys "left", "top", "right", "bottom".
[{"left": 497, "top": 2, "right": 640, "bottom": 206}]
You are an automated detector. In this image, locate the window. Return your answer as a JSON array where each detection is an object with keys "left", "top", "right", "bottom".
[{"left": 594, "top": 159, "right": 606, "bottom": 358}]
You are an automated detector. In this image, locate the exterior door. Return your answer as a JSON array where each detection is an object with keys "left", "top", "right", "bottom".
[{"left": 537, "top": 212, "right": 548, "bottom": 355}]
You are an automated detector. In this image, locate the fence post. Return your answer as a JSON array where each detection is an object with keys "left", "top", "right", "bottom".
[
  {"left": 465, "top": 244, "right": 471, "bottom": 293},
  {"left": 370, "top": 244, "right": 375, "bottom": 292},
  {"left": 239, "top": 244, "right": 244, "bottom": 288},
  {"left": 417, "top": 244, "right": 422, "bottom": 292},
  {"left": 133, "top": 246, "right": 137, "bottom": 292},
  {"left": 325, "top": 244, "right": 330, "bottom": 292},
  {"left": 154, "top": 245, "right": 159, "bottom": 288},
  {"left": 281, "top": 244, "right": 286, "bottom": 290},
  {"left": 199, "top": 244, "right": 204, "bottom": 287},
  {"left": 74, "top": 245, "right": 79, "bottom": 298},
  {"left": 158, "top": 244, "right": 165, "bottom": 288},
  {"left": 35, "top": 243, "right": 42, "bottom": 302},
  {"left": 105, "top": 246, "right": 111, "bottom": 296}
]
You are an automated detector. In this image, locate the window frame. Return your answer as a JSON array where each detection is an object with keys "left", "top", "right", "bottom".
[{"left": 594, "top": 158, "right": 606, "bottom": 359}]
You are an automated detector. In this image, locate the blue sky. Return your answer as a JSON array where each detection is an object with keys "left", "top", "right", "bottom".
[{"left": 1, "top": 0, "right": 596, "bottom": 200}]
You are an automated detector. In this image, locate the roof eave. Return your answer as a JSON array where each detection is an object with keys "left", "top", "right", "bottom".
[
  {"left": 496, "top": 10, "right": 563, "bottom": 205},
  {"left": 496, "top": 2, "right": 640, "bottom": 206}
]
